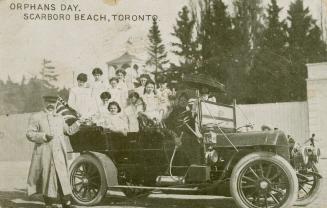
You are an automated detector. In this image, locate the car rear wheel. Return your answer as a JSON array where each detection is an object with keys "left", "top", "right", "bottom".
[
  {"left": 295, "top": 163, "right": 322, "bottom": 206},
  {"left": 70, "top": 154, "right": 107, "bottom": 206},
  {"left": 230, "top": 152, "right": 298, "bottom": 208}
]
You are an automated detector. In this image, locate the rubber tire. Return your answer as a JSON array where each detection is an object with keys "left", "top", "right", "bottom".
[
  {"left": 295, "top": 163, "right": 322, "bottom": 206},
  {"left": 230, "top": 152, "right": 298, "bottom": 208},
  {"left": 69, "top": 154, "right": 107, "bottom": 206}
]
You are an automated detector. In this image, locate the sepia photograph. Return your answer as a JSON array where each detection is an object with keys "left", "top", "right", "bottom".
[{"left": 0, "top": 0, "right": 327, "bottom": 207}]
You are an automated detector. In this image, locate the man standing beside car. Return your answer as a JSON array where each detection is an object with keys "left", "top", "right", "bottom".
[{"left": 26, "top": 95, "right": 80, "bottom": 208}]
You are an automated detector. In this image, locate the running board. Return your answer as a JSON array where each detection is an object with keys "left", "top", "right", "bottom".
[{"left": 108, "top": 185, "right": 199, "bottom": 191}]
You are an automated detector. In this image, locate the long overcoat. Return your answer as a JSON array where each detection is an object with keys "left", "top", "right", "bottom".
[{"left": 26, "top": 111, "right": 79, "bottom": 198}]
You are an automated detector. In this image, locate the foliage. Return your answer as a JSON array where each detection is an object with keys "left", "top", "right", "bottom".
[
  {"left": 196, "top": 0, "right": 234, "bottom": 83},
  {"left": 169, "top": 0, "right": 327, "bottom": 104},
  {"left": 40, "top": 59, "right": 59, "bottom": 88},
  {"left": 146, "top": 18, "right": 169, "bottom": 80},
  {"left": 171, "top": 6, "right": 197, "bottom": 66},
  {"left": 0, "top": 76, "right": 68, "bottom": 115},
  {"left": 286, "top": 0, "right": 327, "bottom": 101},
  {"left": 249, "top": 0, "right": 290, "bottom": 103},
  {"left": 218, "top": 0, "right": 264, "bottom": 103},
  {"left": 0, "top": 58, "right": 69, "bottom": 115}
]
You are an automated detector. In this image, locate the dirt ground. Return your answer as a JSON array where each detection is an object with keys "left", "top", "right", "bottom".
[{"left": 0, "top": 160, "right": 326, "bottom": 208}]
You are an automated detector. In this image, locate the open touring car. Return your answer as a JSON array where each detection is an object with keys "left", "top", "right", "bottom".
[{"left": 67, "top": 75, "right": 322, "bottom": 208}]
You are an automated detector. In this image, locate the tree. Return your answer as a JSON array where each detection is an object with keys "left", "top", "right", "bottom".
[
  {"left": 250, "top": 0, "right": 290, "bottom": 103},
  {"left": 227, "top": 0, "right": 265, "bottom": 103},
  {"left": 261, "top": 0, "right": 287, "bottom": 53},
  {"left": 232, "top": 0, "right": 264, "bottom": 71},
  {"left": 146, "top": 18, "right": 169, "bottom": 80},
  {"left": 2, "top": 76, "right": 23, "bottom": 113},
  {"left": 195, "top": 0, "right": 234, "bottom": 83},
  {"left": 0, "top": 71, "right": 68, "bottom": 114},
  {"left": 40, "top": 59, "right": 59, "bottom": 88},
  {"left": 286, "top": 0, "right": 327, "bottom": 101},
  {"left": 171, "top": 6, "right": 197, "bottom": 66},
  {"left": 305, "top": 24, "right": 327, "bottom": 62}
]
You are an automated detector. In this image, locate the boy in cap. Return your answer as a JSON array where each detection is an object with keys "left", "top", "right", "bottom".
[{"left": 26, "top": 95, "right": 80, "bottom": 208}]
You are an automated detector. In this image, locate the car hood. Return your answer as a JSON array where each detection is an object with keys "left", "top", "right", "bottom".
[{"left": 215, "top": 130, "right": 288, "bottom": 147}]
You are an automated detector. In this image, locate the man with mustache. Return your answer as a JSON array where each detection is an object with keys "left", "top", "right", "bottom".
[{"left": 26, "top": 95, "right": 80, "bottom": 208}]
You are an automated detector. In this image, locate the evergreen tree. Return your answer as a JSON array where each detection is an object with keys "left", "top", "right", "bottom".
[
  {"left": 171, "top": 6, "right": 197, "bottom": 66},
  {"left": 146, "top": 18, "right": 169, "bottom": 80},
  {"left": 3, "top": 76, "right": 21, "bottom": 113},
  {"left": 40, "top": 59, "right": 59, "bottom": 88},
  {"left": 228, "top": 0, "right": 264, "bottom": 103},
  {"left": 196, "top": 0, "right": 234, "bottom": 83},
  {"left": 232, "top": 0, "right": 264, "bottom": 71},
  {"left": 261, "top": 0, "right": 287, "bottom": 53},
  {"left": 23, "top": 77, "right": 44, "bottom": 112},
  {"left": 305, "top": 24, "right": 327, "bottom": 62},
  {"left": 286, "top": 0, "right": 327, "bottom": 100},
  {"left": 250, "top": 0, "right": 290, "bottom": 103},
  {"left": 0, "top": 74, "right": 69, "bottom": 115}
]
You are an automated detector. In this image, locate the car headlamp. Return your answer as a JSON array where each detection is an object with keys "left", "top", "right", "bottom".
[
  {"left": 204, "top": 131, "right": 217, "bottom": 144},
  {"left": 206, "top": 149, "right": 219, "bottom": 164}
]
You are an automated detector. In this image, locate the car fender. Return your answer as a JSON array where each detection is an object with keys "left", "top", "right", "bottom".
[
  {"left": 225, "top": 150, "right": 251, "bottom": 172},
  {"left": 85, "top": 151, "right": 118, "bottom": 186}
]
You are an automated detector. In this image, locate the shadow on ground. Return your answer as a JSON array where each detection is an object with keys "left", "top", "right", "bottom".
[
  {"left": 0, "top": 189, "right": 236, "bottom": 208},
  {"left": 101, "top": 195, "right": 237, "bottom": 208},
  {"left": 0, "top": 189, "right": 45, "bottom": 208}
]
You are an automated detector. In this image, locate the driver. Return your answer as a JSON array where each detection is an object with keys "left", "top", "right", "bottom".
[
  {"left": 166, "top": 93, "right": 204, "bottom": 165},
  {"left": 199, "top": 87, "right": 216, "bottom": 102}
]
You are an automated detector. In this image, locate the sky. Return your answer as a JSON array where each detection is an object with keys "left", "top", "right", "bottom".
[{"left": 0, "top": 0, "right": 325, "bottom": 87}]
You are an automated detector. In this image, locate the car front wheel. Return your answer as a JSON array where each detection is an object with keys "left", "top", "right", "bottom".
[
  {"left": 70, "top": 154, "right": 107, "bottom": 206},
  {"left": 230, "top": 152, "right": 298, "bottom": 208}
]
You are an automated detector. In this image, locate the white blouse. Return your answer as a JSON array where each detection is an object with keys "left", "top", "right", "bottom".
[
  {"left": 142, "top": 93, "right": 162, "bottom": 120},
  {"left": 101, "top": 113, "right": 128, "bottom": 134},
  {"left": 124, "top": 104, "right": 143, "bottom": 132},
  {"left": 68, "top": 86, "right": 94, "bottom": 117},
  {"left": 108, "top": 86, "right": 128, "bottom": 108}
]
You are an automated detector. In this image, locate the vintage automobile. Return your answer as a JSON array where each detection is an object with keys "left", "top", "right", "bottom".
[{"left": 67, "top": 75, "right": 322, "bottom": 208}]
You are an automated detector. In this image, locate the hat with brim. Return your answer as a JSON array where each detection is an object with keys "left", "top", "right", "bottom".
[{"left": 43, "top": 95, "right": 58, "bottom": 103}]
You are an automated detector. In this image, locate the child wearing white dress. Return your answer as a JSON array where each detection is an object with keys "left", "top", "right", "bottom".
[
  {"left": 156, "top": 76, "right": 176, "bottom": 119},
  {"left": 124, "top": 92, "right": 146, "bottom": 132},
  {"left": 102, "top": 101, "right": 128, "bottom": 135},
  {"left": 68, "top": 73, "right": 94, "bottom": 118},
  {"left": 141, "top": 80, "right": 162, "bottom": 121},
  {"left": 116, "top": 69, "right": 129, "bottom": 93},
  {"left": 135, "top": 74, "right": 150, "bottom": 96},
  {"left": 108, "top": 77, "right": 128, "bottom": 109},
  {"left": 92, "top": 92, "right": 111, "bottom": 125},
  {"left": 90, "top": 68, "right": 108, "bottom": 112}
]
